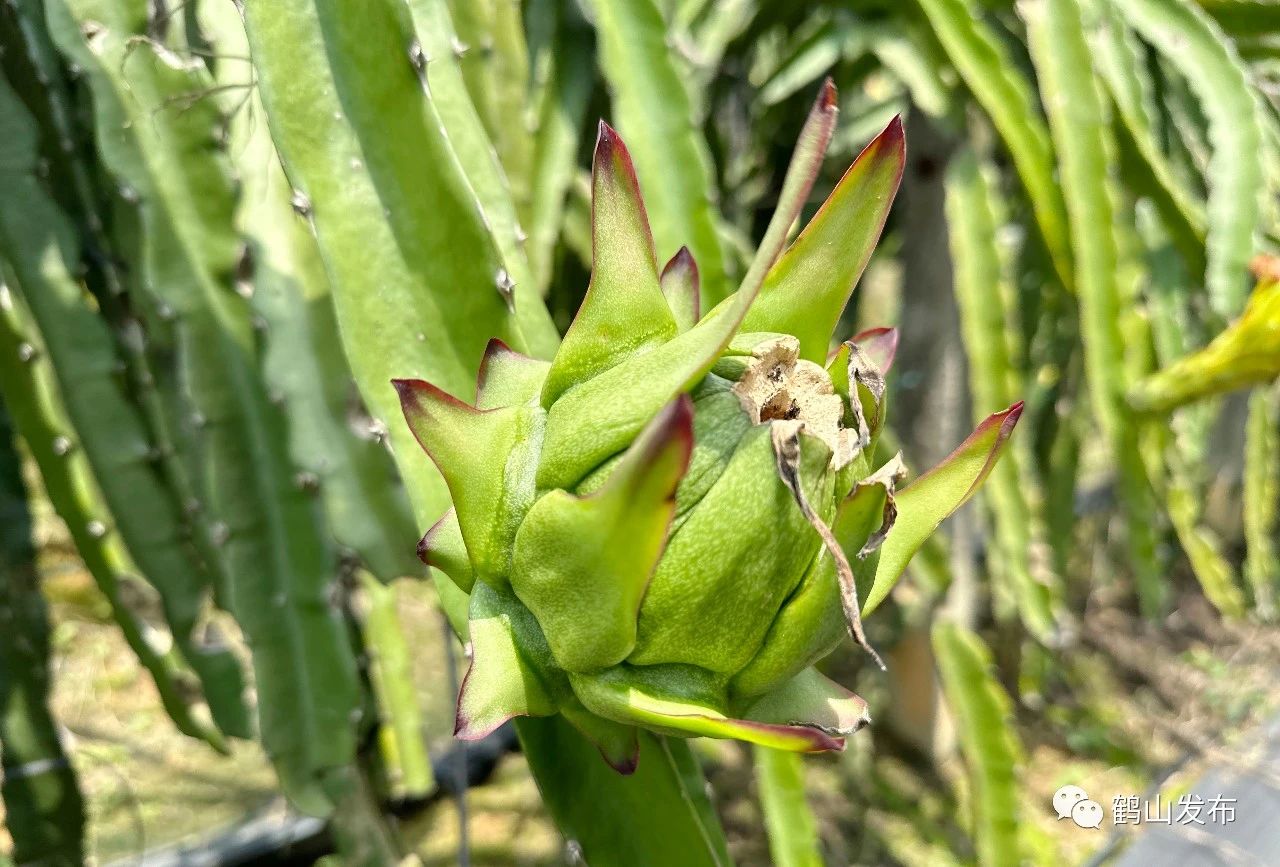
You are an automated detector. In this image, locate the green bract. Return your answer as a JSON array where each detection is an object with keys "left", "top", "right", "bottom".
[{"left": 396, "top": 89, "right": 1021, "bottom": 772}]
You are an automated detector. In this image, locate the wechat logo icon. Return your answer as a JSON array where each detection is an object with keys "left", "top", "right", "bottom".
[{"left": 1053, "top": 785, "right": 1103, "bottom": 829}]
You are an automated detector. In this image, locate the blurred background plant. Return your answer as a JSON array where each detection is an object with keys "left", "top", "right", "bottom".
[{"left": 1, "top": 0, "right": 1279, "bottom": 864}]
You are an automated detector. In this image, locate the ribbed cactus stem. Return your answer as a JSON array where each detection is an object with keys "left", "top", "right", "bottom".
[
  {"left": 42, "top": 0, "right": 360, "bottom": 810},
  {"left": 0, "top": 401, "right": 86, "bottom": 866},
  {"left": 5, "top": 2, "right": 214, "bottom": 561},
  {"left": 0, "top": 31, "right": 250, "bottom": 740},
  {"left": 0, "top": 281, "right": 223, "bottom": 748}
]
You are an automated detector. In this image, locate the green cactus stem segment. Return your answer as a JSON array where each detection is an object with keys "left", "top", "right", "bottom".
[{"left": 1129, "top": 256, "right": 1280, "bottom": 412}]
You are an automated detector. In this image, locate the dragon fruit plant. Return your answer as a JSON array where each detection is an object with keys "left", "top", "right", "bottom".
[{"left": 395, "top": 85, "right": 1022, "bottom": 772}]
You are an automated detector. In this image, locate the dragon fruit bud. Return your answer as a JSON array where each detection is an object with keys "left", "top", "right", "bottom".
[{"left": 396, "top": 85, "right": 1022, "bottom": 772}]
